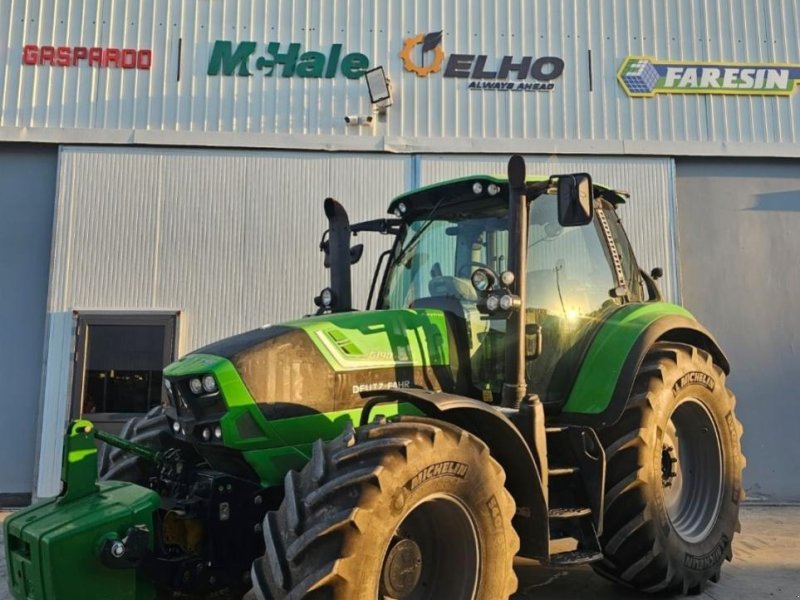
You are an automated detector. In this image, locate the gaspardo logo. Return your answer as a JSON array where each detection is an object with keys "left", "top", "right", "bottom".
[
  {"left": 400, "top": 31, "right": 564, "bottom": 92},
  {"left": 619, "top": 56, "right": 800, "bottom": 97}
]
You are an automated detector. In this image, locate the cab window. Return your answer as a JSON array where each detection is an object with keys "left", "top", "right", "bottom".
[{"left": 525, "top": 194, "right": 620, "bottom": 403}]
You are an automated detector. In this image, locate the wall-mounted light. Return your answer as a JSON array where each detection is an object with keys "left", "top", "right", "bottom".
[{"left": 365, "top": 66, "right": 392, "bottom": 113}]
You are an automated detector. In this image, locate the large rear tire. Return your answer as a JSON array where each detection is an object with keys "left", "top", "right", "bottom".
[
  {"left": 98, "top": 405, "right": 172, "bottom": 483},
  {"left": 248, "top": 416, "right": 519, "bottom": 600},
  {"left": 593, "top": 342, "right": 745, "bottom": 594}
]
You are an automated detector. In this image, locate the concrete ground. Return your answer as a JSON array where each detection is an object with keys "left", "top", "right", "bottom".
[{"left": 2, "top": 507, "right": 799, "bottom": 599}]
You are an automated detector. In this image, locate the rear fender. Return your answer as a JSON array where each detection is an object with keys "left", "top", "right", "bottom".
[
  {"left": 362, "top": 389, "right": 549, "bottom": 560},
  {"left": 562, "top": 305, "right": 729, "bottom": 427}
]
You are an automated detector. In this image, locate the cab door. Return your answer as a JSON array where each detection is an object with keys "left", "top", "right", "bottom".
[{"left": 524, "top": 194, "right": 627, "bottom": 407}]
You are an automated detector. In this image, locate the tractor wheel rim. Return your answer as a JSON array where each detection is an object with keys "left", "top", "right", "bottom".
[
  {"left": 379, "top": 494, "right": 480, "bottom": 599},
  {"left": 661, "top": 398, "right": 724, "bottom": 543}
]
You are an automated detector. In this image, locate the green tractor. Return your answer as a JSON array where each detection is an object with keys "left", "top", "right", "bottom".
[{"left": 5, "top": 156, "right": 744, "bottom": 600}]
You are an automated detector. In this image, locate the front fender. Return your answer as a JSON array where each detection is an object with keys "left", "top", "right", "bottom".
[{"left": 562, "top": 303, "right": 729, "bottom": 427}]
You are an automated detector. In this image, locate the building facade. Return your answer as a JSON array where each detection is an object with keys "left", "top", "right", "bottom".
[{"left": 0, "top": 0, "right": 798, "bottom": 503}]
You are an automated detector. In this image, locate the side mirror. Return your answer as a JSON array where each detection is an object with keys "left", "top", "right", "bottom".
[{"left": 556, "top": 174, "right": 593, "bottom": 227}]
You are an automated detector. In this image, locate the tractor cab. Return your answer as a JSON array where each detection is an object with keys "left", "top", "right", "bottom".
[{"left": 322, "top": 167, "right": 648, "bottom": 411}]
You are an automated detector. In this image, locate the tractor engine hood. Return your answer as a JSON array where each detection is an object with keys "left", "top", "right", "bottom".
[{"left": 186, "top": 309, "right": 458, "bottom": 418}]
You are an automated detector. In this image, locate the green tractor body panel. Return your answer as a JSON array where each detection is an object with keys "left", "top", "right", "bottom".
[
  {"left": 162, "top": 308, "right": 446, "bottom": 485},
  {"left": 4, "top": 421, "right": 159, "bottom": 600},
  {"left": 562, "top": 302, "right": 693, "bottom": 415}
]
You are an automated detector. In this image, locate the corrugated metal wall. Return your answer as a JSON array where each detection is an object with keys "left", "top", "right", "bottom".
[
  {"left": 50, "top": 147, "right": 409, "bottom": 353},
  {"left": 1, "top": 0, "right": 798, "bottom": 155},
  {"left": 49, "top": 147, "right": 676, "bottom": 353},
  {"left": 418, "top": 155, "right": 679, "bottom": 301}
]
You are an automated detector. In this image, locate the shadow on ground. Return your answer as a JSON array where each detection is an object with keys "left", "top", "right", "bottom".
[{"left": 513, "top": 506, "right": 800, "bottom": 599}]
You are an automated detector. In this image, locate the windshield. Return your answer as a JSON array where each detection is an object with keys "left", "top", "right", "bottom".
[{"left": 381, "top": 198, "right": 509, "bottom": 309}]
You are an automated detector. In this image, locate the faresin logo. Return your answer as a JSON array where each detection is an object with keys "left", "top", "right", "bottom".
[
  {"left": 400, "top": 31, "right": 564, "bottom": 92},
  {"left": 619, "top": 56, "right": 800, "bottom": 97}
]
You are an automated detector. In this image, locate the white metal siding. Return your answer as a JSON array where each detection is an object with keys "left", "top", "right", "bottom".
[
  {"left": 49, "top": 147, "right": 410, "bottom": 353},
  {"left": 418, "top": 155, "right": 679, "bottom": 302},
  {"left": 1, "top": 0, "right": 798, "bottom": 156}
]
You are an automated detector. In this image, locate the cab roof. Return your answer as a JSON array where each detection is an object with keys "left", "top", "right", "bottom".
[{"left": 388, "top": 175, "right": 628, "bottom": 217}]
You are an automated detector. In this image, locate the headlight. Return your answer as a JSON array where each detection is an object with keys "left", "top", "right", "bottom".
[
  {"left": 499, "top": 294, "right": 520, "bottom": 311},
  {"left": 202, "top": 375, "right": 217, "bottom": 393},
  {"left": 172, "top": 421, "right": 180, "bottom": 434},
  {"left": 472, "top": 182, "right": 483, "bottom": 195},
  {"left": 188, "top": 378, "right": 203, "bottom": 395},
  {"left": 320, "top": 288, "right": 334, "bottom": 308},
  {"left": 487, "top": 183, "right": 501, "bottom": 196},
  {"left": 202, "top": 427, "right": 211, "bottom": 441},
  {"left": 486, "top": 295, "right": 500, "bottom": 312},
  {"left": 471, "top": 268, "right": 495, "bottom": 293},
  {"left": 214, "top": 426, "right": 223, "bottom": 440}
]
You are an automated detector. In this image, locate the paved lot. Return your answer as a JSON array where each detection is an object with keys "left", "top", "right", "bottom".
[{"left": 2, "top": 507, "right": 799, "bottom": 599}]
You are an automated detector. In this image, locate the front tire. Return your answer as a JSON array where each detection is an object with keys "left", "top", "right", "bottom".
[
  {"left": 98, "top": 405, "right": 172, "bottom": 483},
  {"left": 248, "top": 416, "right": 519, "bottom": 599},
  {"left": 594, "top": 342, "right": 745, "bottom": 594}
]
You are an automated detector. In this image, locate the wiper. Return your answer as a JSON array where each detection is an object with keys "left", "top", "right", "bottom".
[{"left": 391, "top": 196, "right": 448, "bottom": 268}]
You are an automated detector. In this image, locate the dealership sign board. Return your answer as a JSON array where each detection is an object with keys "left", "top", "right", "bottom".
[
  {"left": 400, "top": 31, "right": 564, "bottom": 92},
  {"left": 618, "top": 56, "right": 800, "bottom": 97}
]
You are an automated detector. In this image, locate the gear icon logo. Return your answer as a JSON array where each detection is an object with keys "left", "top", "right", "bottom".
[{"left": 400, "top": 31, "right": 445, "bottom": 77}]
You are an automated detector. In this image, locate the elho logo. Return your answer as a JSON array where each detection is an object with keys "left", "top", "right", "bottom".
[
  {"left": 619, "top": 56, "right": 800, "bottom": 97},
  {"left": 400, "top": 31, "right": 564, "bottom": 92}
]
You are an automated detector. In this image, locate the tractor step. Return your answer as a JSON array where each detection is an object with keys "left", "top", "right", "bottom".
[
  {"left": 550, "top": 466, "right": 579, "bottom": 476},
  {"left": 545, "top": 426, "right": 569, "bottom": 434},
  {"left": 548, "top": 507, "right": 592, "bottom": 519},
  {"left": 548, "top": 549, "right": 603, "bottom": 567}
]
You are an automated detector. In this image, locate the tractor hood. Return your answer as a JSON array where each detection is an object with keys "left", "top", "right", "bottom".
[{"left": 168, "top": 309, "right": 458, "bottom": 419}]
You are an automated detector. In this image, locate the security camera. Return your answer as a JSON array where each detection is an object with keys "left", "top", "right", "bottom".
[{"left": 344, "top": 115, "right": 359, "bottom": 125}]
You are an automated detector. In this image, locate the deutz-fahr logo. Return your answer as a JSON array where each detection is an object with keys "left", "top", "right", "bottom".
[
  {"left": 619, "top": 56, "right": 800, "bottom": 97},
  {"left": 401, "top": 31, "right": 564, "bottom": 92},
  {"left": 208, "top": 40, "right": 369, "bottom": 79}
]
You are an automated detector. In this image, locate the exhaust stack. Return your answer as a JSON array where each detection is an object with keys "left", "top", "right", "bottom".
[{"left": 322, "top": 197, "right": 353, "bottom": 312}]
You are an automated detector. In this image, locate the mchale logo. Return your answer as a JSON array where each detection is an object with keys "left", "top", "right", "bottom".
[
  {"left": 208, "top": 41, "right": 369, "bottom": 80},
  {"left": 400, "top": 31, "right": 564, "bottom": 92},
  {"left": 22, "top": 44, "right": 152, "bottom": 69},
  {"left": 619, "top": 56, "right": 800, "bottom": 97}
]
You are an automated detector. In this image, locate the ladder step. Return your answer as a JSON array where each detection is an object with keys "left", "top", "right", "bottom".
[
  {"left": 549, "top": 549, "right": 603, "bottom": 567},
  {"left": 545, "top": 426, "right": 568, "bottom": 434},
  {"left": 550, "top": 466, "right": 579, "bottom": 476},
  {"left": 548, "top": 507, "right": 592, "bottom": 519}
]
